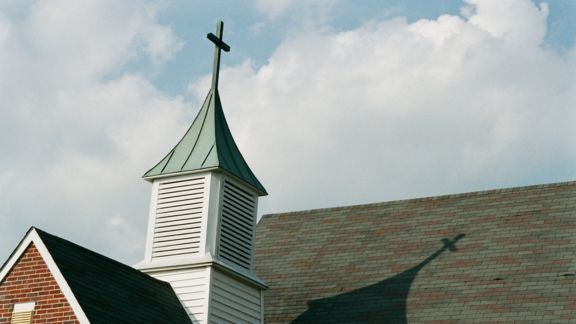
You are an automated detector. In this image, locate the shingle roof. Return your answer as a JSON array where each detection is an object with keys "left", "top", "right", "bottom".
[
  {"left": 143, "top": 89, "right": 267, "bottom": 196},
  {"left": 35, "top": 229, "right": 192, "bottom": 324},
  {"left": 254, "top": 181, "right": 576, "bottom": 323}
]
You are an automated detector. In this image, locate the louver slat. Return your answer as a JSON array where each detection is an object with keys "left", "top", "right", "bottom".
[
  {"left": 222, "top": 189, "right": 254, "bottom": 212},
  {"left": 11, "top": 312, "right": 33, "bottom": 324},
  {"left": 220, "top": 222, "right": 252, "bottom": 247},
  {"left": 152, "top": 177, "right": 205, "bottom": 259},
  {"left": 156, "top": 208, "right": 202, "bottom": 218},
  {"left": 221, "top": 210, "right": 253, "bottom": 233},
  {"left": 154, "top": 233, "right": 200, "bottom": 243},
  {"left": 221, "top": 202, "right": 252, "bottom": 222},
  {"left": 220, "top": 222, "right": 252, "bottom": 242},
  {"left": 218, "top": 181, "right": 256, "bottom": 269}
]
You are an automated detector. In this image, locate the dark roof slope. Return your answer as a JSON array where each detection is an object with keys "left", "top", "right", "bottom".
[
  {"left": 35, "top": 229, "right": 192, "bottom": 324},
  {"left": 254, "top": 181, "right": 576, "bottom": 323}
]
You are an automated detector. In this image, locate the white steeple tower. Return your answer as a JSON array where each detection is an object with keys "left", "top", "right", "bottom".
[{"left": 135, "top": 21, "right": 267, "bottom": 324}]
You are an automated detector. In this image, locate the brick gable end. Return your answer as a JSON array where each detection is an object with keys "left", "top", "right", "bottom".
[{"left": 0, "top": 243, "right": 79, "bottom": 323}]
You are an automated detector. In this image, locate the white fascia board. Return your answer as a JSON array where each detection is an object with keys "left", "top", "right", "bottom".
[
  {"left": 142, "top": 167, "right": 219, "bottom": 182},
  {"left": 135, "top": 254, "right": 215, "bottom": 272},
  {"left": 0, "top": 229, "right": 90, "bottom": 324}
]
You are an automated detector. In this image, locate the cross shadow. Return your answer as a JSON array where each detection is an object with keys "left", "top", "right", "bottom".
[{"left": 292, "top": 234, "right": 465, "bottom": 324}]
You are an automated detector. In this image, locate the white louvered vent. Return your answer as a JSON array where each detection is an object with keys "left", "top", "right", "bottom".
[
  {"left": 11, "top": 302, "right": 34, "bottom": 324},
  {"left": 218, "top": 180, "right": 257, "bottom": 270},
  {"left": 152, "top": 176, "right": 205, "bottom": 259}
]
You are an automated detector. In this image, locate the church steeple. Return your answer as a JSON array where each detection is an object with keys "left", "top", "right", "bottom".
[
  {"left": 143, "top": 21, "right": 266, "bottom": 195},
  {"left": 137, "top": 21, "right": 267, "bottom": 324}
]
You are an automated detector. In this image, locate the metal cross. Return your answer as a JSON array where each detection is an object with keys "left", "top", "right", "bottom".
[{"left": 207, "top": 20, "right": 230, "bottom": 91}]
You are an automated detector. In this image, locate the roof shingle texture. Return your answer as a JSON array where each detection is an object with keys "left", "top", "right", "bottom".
[
  {"left": 36, "top": 229, "right": 192, "bottom": 324},
  {"left": 254, "top": 181, "right": 576, "bottom": 323}
]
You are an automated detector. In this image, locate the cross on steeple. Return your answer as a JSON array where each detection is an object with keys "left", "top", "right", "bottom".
[{"left": 207, "top": 20, "right": 230, "bottom": 91}]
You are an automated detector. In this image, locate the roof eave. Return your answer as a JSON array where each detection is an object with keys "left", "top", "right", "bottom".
[{"left": 143, "top": 167, "right": 268, "bottom": 196}]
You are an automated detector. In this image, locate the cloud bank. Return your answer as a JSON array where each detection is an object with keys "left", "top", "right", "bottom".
[
  {"left": 0, "top": 0, "right": 189, "bottom": 261},
  {"left": 1, "top": 0, "right": 574, "bottom": 263},
  {"left": 195, "top": 0, "right": 575, "bottom": 216}
]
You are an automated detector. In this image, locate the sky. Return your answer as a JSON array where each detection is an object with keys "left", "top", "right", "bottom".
[{"left": 0, "top": 0, "right": 574, "bottom": 265}]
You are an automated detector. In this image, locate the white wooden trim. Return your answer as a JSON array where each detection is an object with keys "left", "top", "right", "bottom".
[
  {"left": 205, "top": 266, "right": 213, "bottom": 323},
  {"left": 143, "top": 167, "right": 219, "bottom": 182},
  {"left": 199, "top": 173, "right": 213, "bottom": 256},
  {"left": 213, "top": 173, "right": 225, "bottom": 258},
  {"left": 0, "top": 229, "right": 90, "bottom": 324},
  {"left": 144, "top": 167, "right": 267, "bottom": 197},
  {"left": 136, "top": 256, "right": 267, "bottom": 290},
  {"left": 203, "top": 173, "right": 222, "bottom": 257},
  {"left": 0, "top": 238, "right": 28, "bottom": 283},
  {"left": 144, "top": 180, "right": 160, "bottom": 262}
]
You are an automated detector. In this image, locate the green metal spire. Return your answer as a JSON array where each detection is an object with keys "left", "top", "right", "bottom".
[{"left": 143, "top": 21, "right": 267, "bottom": 196}]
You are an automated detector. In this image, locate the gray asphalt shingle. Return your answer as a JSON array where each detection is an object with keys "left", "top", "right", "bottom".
[{"left": 254, "top": 181, "right": 576, "bottom": 323}]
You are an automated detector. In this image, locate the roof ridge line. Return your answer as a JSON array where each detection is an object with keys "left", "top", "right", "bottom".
[{"left": 261, "top": 179, "right": 576, "bottom": 218}]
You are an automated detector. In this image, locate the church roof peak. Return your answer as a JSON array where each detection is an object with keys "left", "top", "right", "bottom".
[{"left": 143, "top": 21, "right": 267, "bottom": 195}]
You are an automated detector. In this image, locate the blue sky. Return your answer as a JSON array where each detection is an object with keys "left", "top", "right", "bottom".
[
  {"left": 143, "top": 0, "right": 574, "bottom": 96},
  {"left": 0, "top": 0, "right": 574, "bottom": 264}
]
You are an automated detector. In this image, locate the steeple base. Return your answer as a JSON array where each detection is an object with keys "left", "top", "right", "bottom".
[{"left": 136, "top": 261, "right": 266, "bottom": 323}]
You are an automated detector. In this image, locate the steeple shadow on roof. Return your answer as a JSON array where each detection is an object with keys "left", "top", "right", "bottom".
[
  {"left": 255, "top": 181, "right": 576, "bottom": 322},
  {"left": 292, "top": 234, "right": 465, "bottom": 324}
]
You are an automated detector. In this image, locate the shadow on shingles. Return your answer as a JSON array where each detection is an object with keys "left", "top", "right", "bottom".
[{"left": 292, "top": 234, "right": 465, "bottom": 324}]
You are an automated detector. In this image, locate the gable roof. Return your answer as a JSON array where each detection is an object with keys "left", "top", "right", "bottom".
[
  {"left": 34, "top": 229, "right": 192, "bottom": 324},
  {"left": 143, "top": 89, "right": 267, "bottom": 196},
  {"left": 254, "top": 180, "right": 576, "bottom": 323},
  {"left": 0, "top": 228, "right": 91, "bottom": 323},
  {"left": 0, "top": 228, "right": 192, "bottom": 324}
]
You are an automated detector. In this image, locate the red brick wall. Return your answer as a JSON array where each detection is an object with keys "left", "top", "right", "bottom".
[{"left": 0, "top": 242, "right": 79, "bottom": 323}]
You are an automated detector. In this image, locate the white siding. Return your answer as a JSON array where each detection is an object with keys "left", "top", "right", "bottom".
[
  {"left": 218, "top": 180, "right": 257, "bottom": 270},
  {"left": 152, "top": 268, "right": 210, "bottom": 324},
  {"left": 152, "top": 176, "right": 205, "bottom": 260},
  {"left": 209, "top": 270, "right": 262, "bottom": 324}
]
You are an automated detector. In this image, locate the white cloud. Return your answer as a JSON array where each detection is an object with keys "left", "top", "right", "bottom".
[
  {"left": 466, "top": 0, "right": 549, "bottom": 47},
  {"left": 253, "top": 0, "right": 339, "bottom": 27},
  {"left": 1, "top": 0, "right": 574, "bottom": 266},
  {"left": 254, "top": 0, "right": 297, "bottom": 18},
  {"left": 0, "top": 0, "right": 188, "bottom": 262},
  {"left": 191, "top": 0, "right": 575, "bottom": 216}
]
